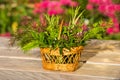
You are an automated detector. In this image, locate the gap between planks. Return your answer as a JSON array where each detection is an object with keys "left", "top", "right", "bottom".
[
  {"left": 0, "top": 55, "right": 120, "bottom": 66},
  {"left": 0, "top": 56, "right": 41, "bottom": 61}
]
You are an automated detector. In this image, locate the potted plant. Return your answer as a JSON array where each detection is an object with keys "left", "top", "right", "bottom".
[{"left": 10, "top": 7, "right": 104, "bottom": 71}]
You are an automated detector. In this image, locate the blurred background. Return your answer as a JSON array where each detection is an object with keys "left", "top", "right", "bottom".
[{"left": 0, "top": 0, "right": 120, "bottom": 39}]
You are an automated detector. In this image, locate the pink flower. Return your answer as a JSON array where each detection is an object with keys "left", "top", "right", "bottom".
[
  {"left": 107, "top": 13, "right": 115, "bottom": 18},
  {"left": 48, "top": 1, "right": 64, "bottom": 15},
  {"left": 87, "top": 0, "right": 120, "bottom": 35},
  {"left": 107, "top": 23, "right": 120, "bottom": 34},
  {"left": 48, "top": 8, "right": 64, "bottom": 16},
  {"left": 33, "top": 0, "right": 78, "bottom": 16},
  {"left": 33, "top": 9, "right": 41, "bottom": 14},
  {"left": 114, "top": 22, "right": 119, "bottom": 28},
  {"left": 88, "top": 0, "right": 101, "bottom": 4},
  {"left": 69, "top": 1, "right": 78, "bottom": 7},
  {"left": 101, "top": 0, "right": 112, "bottom": 4},
  {"left": 86, "top": 4, "right": 93, "bottom": 10},
  {"left": 34, "top": 1, "right": 50, "bottom": 14},
  {"left": 115, "top": 5, "right": 120, "bottom": 11},
  {"left": 106, "top": 27, "right": 114, "bottom": 34},
  {"left": 98, "top": 5, "right": 106, "bottom": 13},
  {"left": 113, "top": 27, "right": 120, "bottom": 33},
  {"left": 112, "top": 18, "right": 118, "bottom": 23},
  {"left": 60, "top": 0, "right": 72, "bottom": 5},
  {"left": 60, "top": 0, "right": 78, "bottom": 7},
  {"left": 82, "top": 24, "right": 88, "bottom": 31},
  {"left": 48, "top": 1, "right": 62, "bottom": 9},
  {"left": 32, "top": 21, "right": 38, "bottom": 28},
  {"left": 40, "top": 15, "right": 46, "bottom": 26},
  {"left": 39, "top": 1, "right": 49, "bottom": 9},
  {"left": 107, "top": 4, "right": 116, "bottom": 13}
]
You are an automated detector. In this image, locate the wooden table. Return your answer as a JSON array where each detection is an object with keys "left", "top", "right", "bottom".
[{"left": 0, "top": 37, "right": 120, "bottom": 80}]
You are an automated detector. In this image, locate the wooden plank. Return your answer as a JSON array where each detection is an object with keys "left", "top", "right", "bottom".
[
  {"left": 77, "top": 63, "right": 120, "bottom": 79},
  {"left": 0, "top": 37, "right": 40, "bottom": 58},
  {"left": 0, "top": 57, "right": 119, "bottom": 80},
  {"left": 0, "top": 37, "right": 120, "bottom": 80},
  {"left": 0, "top": 37, "right": 10, "bottom": 47},
  {"left": 87, "top": 50, "right": 120, "bottom": 65},
  {"left": 81, "top": 63, "right": 120, "bottom": 72},
  {"left": 0, "top": 57, "right": 41, "bottom": 71},
  {"left": 85, "top": 39, "right": 120, "bottom": 50},
  {"left": 0, "top": 68, "right": 119, "bottom": 80},
  {"left": 0, "top": 48, "right": 40, "bottom": 58},
  {"left": 1, "top": 69, "right": 118, "bottom": 80}
]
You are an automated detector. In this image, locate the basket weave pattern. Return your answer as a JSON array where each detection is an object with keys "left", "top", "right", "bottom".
[{"left": 41, "top": 46, "right": 83, "bottom": 71}]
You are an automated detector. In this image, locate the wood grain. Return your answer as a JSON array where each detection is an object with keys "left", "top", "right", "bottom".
[
  {"left": 87, "top": 50, "right": 120, "bottom": 65},
  {"left": 0, "top": 37, "right": 120, "bottom": 80},
  {"left": 0, "top": 56, "right": 119, "bottom": 80},
  {"left": 0, "top": 69, "right": 119, "bottom": 80},
  {"left": 0, "top": 48, "right": 40, "bottom": 58}
]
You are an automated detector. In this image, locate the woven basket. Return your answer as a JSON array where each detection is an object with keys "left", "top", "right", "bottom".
[{"left": 41, "top": 46, "right": 83, "bottom": 71}]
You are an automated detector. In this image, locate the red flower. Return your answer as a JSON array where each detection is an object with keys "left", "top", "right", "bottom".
[{"left": 0, "top": 32, "right": 11, "bottom": 37}]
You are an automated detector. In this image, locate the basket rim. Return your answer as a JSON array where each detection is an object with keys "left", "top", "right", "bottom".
[{"left": 40, "top": 46, "right": 83, "bottom": 55}]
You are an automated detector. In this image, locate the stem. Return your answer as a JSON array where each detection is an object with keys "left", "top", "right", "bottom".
[{"left": 58, "top": 20, "right": 64, "bottom": 40}]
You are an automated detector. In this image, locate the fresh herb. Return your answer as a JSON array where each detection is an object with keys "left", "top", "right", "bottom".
[{"left": 11, "top": 7, "right": 105, "bottom": 54}]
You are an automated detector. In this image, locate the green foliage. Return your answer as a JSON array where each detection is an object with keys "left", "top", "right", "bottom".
[
  {"left": 11, "top": 7, "right": 105, "bottom": 54},
  {"left": 103, "top": 33, "right": 120, "bottom": 40},
  {"left": 82, "top": 23, "right": 105, "bottom": 42},
  {"left": 112, "top": 0, "right": 120, "bottom": 4},
  {"left": 0, "top": 0, "right": 33, "bottom": 34}
]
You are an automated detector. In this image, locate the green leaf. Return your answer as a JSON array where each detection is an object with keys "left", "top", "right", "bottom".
[
  {"left": 59, "top": 47, "right": 63, "bottom": 55},
  {"left": 22, "top": 40, "right": 39, "bottom": 51}
]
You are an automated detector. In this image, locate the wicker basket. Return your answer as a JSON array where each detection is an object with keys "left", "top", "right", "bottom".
[{"left": 41, "top": 46, "right": 83, "bottom": 71}]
